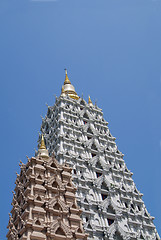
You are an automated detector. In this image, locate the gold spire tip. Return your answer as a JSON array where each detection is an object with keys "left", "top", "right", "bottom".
[
  {"left": 88, "top": 96, "right": 93, "bottom": 105},
  {"left": 64, "top": 68, "right": 71, "bottom": 85},
  {"left": 40, "top": 134, "right": 46, "bottom": 150}
]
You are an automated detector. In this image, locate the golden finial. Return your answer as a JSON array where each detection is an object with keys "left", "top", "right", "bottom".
[
  {"left": 61, "top": 69, "right": 79, "bottom": 100},
  {"left": 39, "top": 134, "right": 46, "bottom": 150},
  {"left": 88, "top": 96, "right": 93, "bottom": 106},
  {"left": 61, "top": 86, "right": 66, "bottom": 97},
  {"left": 61, "top": 86, "right": 65, "bottom": 94},
  {"left": 64, "top": 69, "right": 71, "bottom": 85}
]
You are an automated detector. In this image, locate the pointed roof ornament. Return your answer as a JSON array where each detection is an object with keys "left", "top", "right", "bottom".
[
  {"left": 61, "top": 86, "right": 65, "bottom": 93},
  {"left": 61, "top": 86, "right": 66, "bottom": 97},
  {"left": 64, "top": 69, "right": 71, "bottom": 85},
  {"left": 38, "top": 134, "right": 49, "bottom": 159},
  {"left": 40, "top": 134, "right": 46, "bottom": 150},
  {"left": 61, "top": 69, "right": 79, "bottom": 100},
  {"left": 88, "top": 96, "right": 93, "bottom": 107}
]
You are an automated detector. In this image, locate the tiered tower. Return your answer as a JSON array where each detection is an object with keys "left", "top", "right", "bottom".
[
  {"left": 7, "top": 136, "right": 88, "bottom": 240},
  {"left": 40, "top": 70, "right": 160, "bottom": 240}
]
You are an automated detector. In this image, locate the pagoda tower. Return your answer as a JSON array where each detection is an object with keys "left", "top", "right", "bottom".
[
  {"left": 39, "top": 70, "right": 160, "bottom": 240},
  {"left": 7, "top": 135, "right": 88, "bottom": 240}
]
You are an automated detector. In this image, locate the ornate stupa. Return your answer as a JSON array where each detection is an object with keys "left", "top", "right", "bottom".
[
  {"left": 61, "top": 69, "right": 79, "bottom": 100},
  {"left": 7, "top": 135, "right": 88, "bottom": 240},
  {"left": 39, "top": 70, "right": 160, "bottom": 240}
]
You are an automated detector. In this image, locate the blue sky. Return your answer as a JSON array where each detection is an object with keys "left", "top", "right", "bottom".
[{"left": 0, "top": 0, "right": 161, "bottom": 238}]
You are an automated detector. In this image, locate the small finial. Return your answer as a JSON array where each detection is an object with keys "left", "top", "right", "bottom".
[
  {"left": 39, "top": 135, "right": 46, "bottom": 150},
  {"left": 61, "top": 86, "right": 65, "bottom": 96},
  {"left": 61, "top": 86, "right": 65, "bottom": 93},
  {"left": 26, "top": 155, "right": 30, "bottom": 162},
  {"left": 37, "top": 134, "right": 49, "bottom": 159},
  {"left": 88, "top": 96, "right": 93, "bottom": 107},
  {"left": 64, "top": 68, "right": 71, "bottom": 85}
]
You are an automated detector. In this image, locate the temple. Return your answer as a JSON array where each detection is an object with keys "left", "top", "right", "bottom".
[
  {"left": 7, "top": 136, "right": 88, "bottom": 240},
  {"left": 7, "top": 70, "right": 160, "bottom": 240},
  {"left": 39, "top": 71, "right": 160, "bottom": 240}
]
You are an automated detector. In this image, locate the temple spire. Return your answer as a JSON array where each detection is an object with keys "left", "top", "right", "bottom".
[
  {"left": 61, "top": 69, "right": 79, "bottom": 100},
  {"left": 64, "top": 69, "right": 71, "bottom": 85},
  {"left": 61, "top": 86, "right": 66, "bottom": 97},
  {"left": 7, "top": 142, "right": 88, "bottom": 240},
  {"left": 39, "top": 134, "right": 46, "bottom": 150},
  {"left": 88, "top": 96, "right": 93, "bottom": 107},
  {"left": 38, "top": 134, "right": 49, "bottom": 159}
]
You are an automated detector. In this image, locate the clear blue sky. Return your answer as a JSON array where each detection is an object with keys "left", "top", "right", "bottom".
[{"left": 0, "top": 0, "right": 161, "bottom": 238}]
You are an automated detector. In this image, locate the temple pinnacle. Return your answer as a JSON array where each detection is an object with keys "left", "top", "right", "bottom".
[
  {"left": 61, "top": 69, "right": 79, "bottom": 100},
  {"left": 88, "top": 96, "right": 93, "bottom": 106},
  {"left": 39, "top": 134, "right": 46, "bottom": 150},
  {"left": 64, "top": 69, "right": 71, "bottom": 85},
  {"left": 61, "top": 86, "right": 66, "bottom": 97},
  {"left": 38, "top": 134, "right": 49, "bottom": 159}
]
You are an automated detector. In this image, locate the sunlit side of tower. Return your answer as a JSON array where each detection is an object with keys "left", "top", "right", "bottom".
[{"left": 39, "top": 70, "right": 160, "bottom": 240}]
